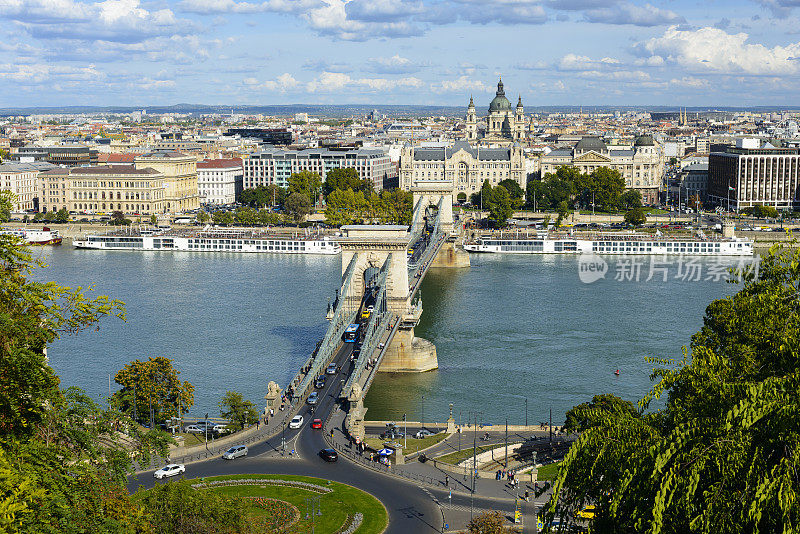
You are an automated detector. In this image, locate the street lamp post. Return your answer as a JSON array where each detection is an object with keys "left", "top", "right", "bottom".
[
  {"left": 205, "top": 412, "right": 209, "bottom": 451},
  {"left": 404, "top": 413, "right": 407, "bottom": 450},
  {"left": 282, "top": 420, "right": 286, "bottom": 455},
  {"left": 421, "top": 395, "right": 424, "bottom": 432},
  {"left": 525, "top": 397, "right": 528, "bottom": 427}
]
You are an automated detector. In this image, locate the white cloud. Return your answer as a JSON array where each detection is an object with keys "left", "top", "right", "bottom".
[
  {"left": 0, "top": 62, "right": 104, "bottom": 84},
  {"left": 305, "top": 71, "right": 424, "bottom": 92},
  {"left": 2, "top": 0, "right": 193, "bottom": 42},
  {"left": 584, "top": 2, "right": 684, "bottom": 26},
  {"left": 558, "top": 54, "right": 622, "bottom": 71},
  {"left": 430, "top": 76, "right": 493, "bottom": 93},
  {"left": 367, "top": 54, "right": 425, "bottom": 74},
  {"left": 641, "top": 26, "right": 800, "bottom": 75},
  {"left": 178, "top": 0, "right": 323, "bottom": 15},
  {"left": 669, "top": 76, "right": 709, "bottom": 88}
]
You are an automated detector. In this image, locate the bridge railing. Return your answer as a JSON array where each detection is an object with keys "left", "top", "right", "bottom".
[
  {"left": 340, "top": 254, "right": 393, "bottom": 398},
  {"left": 294, "top": 253, "right": 360, "bottom": 402}
]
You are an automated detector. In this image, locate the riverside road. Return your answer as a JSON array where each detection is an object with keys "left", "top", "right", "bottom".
[{"left": 127, "top": 339, "right": 547, "bottom": 533}]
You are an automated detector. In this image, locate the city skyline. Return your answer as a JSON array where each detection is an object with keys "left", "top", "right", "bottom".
[{"left": 4, "top": 0, "right": 800, "bottom": 108}]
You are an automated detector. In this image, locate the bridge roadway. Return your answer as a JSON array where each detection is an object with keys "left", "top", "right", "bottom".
[{"left": 128, "top": 337, "right": 536, "bottom": 533}]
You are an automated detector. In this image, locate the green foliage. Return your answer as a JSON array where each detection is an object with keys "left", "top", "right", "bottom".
[
  {"left": 624, "top": 207, "right": 647, "bottom": 226},
  {"left": 546, "top": 243, "right": 800, "bottom": 534},
  {"left": 136, "top": 479, "right": 247, "bottom": 534},
  {"left": 0, "top": 190, "right": 13, "bottom": 222},
  {"left": 287, "top": 170, "right": 321, "bottom": 205},
  {"left": 111, "top": 210, "right": 131, "bottom": 226},
  {"left": 466, "top": 511, "right": 516, "bottom": 533},
  {"left": 555, "top": 200, "right": 570, "bottom": 227},
  {"left": 196, "top": 211, "right": 208, "bottom": 224},
  {"left": 113, "top": 357, "right": 194, "bottom": 426},
  {"left": 621, "top": 189, "right": 643, "bottom": 210},
  {"left": 324, "top": 188, "right": 411, "bottom": 226},
  {"left": 212, "top": 211, "right": 234, "bottom": 226},
  {"left": 563, "top": 394, "right": 638, "bottom": 434},
  {"left": 529, "top": 165, "right": 630, "bottom": 213},
  {"left": 486, "top": 185, "right": 514, "bottom": 226},
  {"left": 498, "top": 178, "right": 524, "bottom": 201},
  {"left": 218, "top": 391, "right": 258, "bottom": 432},
  {"left": 324, "top": 168, "right": 372, "bottom": 198},
  {"left": 283, "top": 191, "right": 312, "bottom": 222},
  {"left": 240, "top": 184, "right": 285, "bottom": 208},
  {"left": 742, "top": 205, "right": 780, "bottom": 219}
]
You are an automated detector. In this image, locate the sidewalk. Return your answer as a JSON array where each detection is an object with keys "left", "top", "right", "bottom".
[{"left": 324, "top": 409, "right": 552, "bottom": 504}]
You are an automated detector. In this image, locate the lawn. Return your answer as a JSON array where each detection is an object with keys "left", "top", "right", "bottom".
[
  {"left": 435, "top": 444, "right": 498, "bottom": 465},
  {"left": 199, "top": 474, "right": 388, "bottom": 534},
  {"left": 536, "top": 461, "right": 562, "bottom": 481},
  {"left": 364, "top": 432, "right": 448, "bottom": 455}
]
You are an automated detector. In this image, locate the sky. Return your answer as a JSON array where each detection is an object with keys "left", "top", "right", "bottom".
[{"left": 3, "top": 0, "right": 800, "bottom": 107}]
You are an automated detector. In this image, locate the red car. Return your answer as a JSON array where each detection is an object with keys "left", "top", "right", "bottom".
[{"left": 311, "top": 419, "right": 322, "bottom": 429}]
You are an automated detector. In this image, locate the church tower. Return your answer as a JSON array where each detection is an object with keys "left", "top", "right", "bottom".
[
  {"left": 514, "top": 94, "right": 525, "bottom": 140},
  {"left": 466, "top": 95, "right": 477, "bottom": 141}
]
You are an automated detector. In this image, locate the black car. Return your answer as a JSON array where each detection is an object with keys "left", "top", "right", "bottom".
[
  {"left": 315, "top": 376, "right": 326, "bottom": 389},
  {"left": 319, "top": 448, "right": 338, "bottom": 462}
]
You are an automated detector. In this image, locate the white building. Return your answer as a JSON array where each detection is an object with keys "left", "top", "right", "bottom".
[
  {"left": 197, "top": 158, "right": 243, "bottom": 205},
  {"left": 243, "top": 147, "right": 395, "bottom": 191},
  {"left": 0, "top": 162, "right": 54, "bottom": 212}
]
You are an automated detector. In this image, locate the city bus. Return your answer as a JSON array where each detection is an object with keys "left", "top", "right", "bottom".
[{"left": 343, "top": 323, "right": 360, "bottom": 342}]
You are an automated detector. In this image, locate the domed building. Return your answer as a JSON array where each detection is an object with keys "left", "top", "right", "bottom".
[{"left": 465, "top": 78, "right": 526, "bottom": 143}]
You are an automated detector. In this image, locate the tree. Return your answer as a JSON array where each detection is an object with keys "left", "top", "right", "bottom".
[
  {"left": 620, "top": 189, "right": 643, "bottom": 210},
  {"left": 113, "top": 357, "right": 194, "bottom": 426},
  {"left": 325, "top": 189, "right": 368, "bottom": 225},
  {"left": 287, "top": 170, "right": 322, "bottom": 205},
  {"left": 555, "top": 200, "right": 570, "bottom": 227},
  {"left": 196, "top": 211, "right": 209, "bottom": 224},
  {"left": 0, "top": 190, "right": 15, "bottom": 222},
  {"left": 498, "top": 178, "right": 524, "bottom": 201},
  {"left": 218, "top": 391, "right": 258, "bottom": 432},
  {"left": 457, "top": 192, "right": 467, "bottom": 203},
  {"left": 486, "top": 185, "right": 514, "bottom": 226},
  {"left": 324, "top": 168, "right": 372, "bottom": 198},
  {"left": 563, "top": 394, "right": 638, "bottom": 434},
  {"left": 233, "top": 207, "right": 257, "bottom": 226},
  {"left": 284, "top": 191, "right": 312, "bottom": 223},
  {"left": 212, "top": 211, "right": 234, "bottom": 226},
  {"left": 689, "top": 194, "right": 702, "bottom": 213},
  {"left": 0, "top": 235, "right": 172, "bottom": 532},
  {"left": 586, "top": 167, "right": 625, "bottom": 212},
  {"left": 546, "top": 244, "right": 800, "bottom": 534},
  {"left": 54, "top": 208, "right": 69, "bottom": 223},
  {"left": 624, "top": 207, "right": 647, "bottom": 226}
]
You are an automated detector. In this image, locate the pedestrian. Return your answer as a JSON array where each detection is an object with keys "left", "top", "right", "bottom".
[
  {"left": 256, "top": 419, "right": 260, "bottom": 430},
  {"left": 270, "top": 408, "right": 274, "bottom": 418},
  {"left": 445, "top": 475, "right": 449, "bottom": 487}
]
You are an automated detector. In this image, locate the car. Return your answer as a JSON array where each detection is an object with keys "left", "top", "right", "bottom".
[
  {"left": 307, "top": 392, "right": 318, "bottom": 405},
  {"left": 288, "top": 415, "right": 304, "bottom": 429},
  {"left": 153, "top": 463, "right": 185, "bottom": 479},
  {"left": 415, "top": 429, "right": 433, "bottom": 439},
  {"left": 311, "top": 418, "right": 323, "bottom": 429},
  {"left": 315, "top": 376, "right": 326, "bottom": 389},
  {"left": 222, "top": 445, "right": 248, "bottom": 460},
  {"left": 326, "top": 363, "right": 337, "bottom": 375},
  {"left": 576, "top": 505, "right": 596, "bottom": 519},
  {"left": 361, "top": 308, "right": 371, "bottom": 319},
  {"left": 319, "top": 448, "right": 338, "bottom": 462},
  {"left": 212, "top": 424, "right": 230, "bottom": 435},
  {"left": 184, "top": 425, "right": 203, "bottom": 433},
  {"left": 367, "top": 304, "right": 374, "bottom": 313}
]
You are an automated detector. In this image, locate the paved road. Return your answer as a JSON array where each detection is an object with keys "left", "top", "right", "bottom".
[{"left": 127, "top": 341, "right": 446, "bottom": 534}]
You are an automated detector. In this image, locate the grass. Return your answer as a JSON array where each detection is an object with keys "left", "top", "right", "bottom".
[
  {"left": 364, "top": 433, "right": 448, "bottom": 455},
  {"left": 435, "top": 444, "right": 499, "bottom": 465},
  {"left": 536, "top": 461, "right": 562, "bottom": 481},
  {"left": 198, "top": 474, "right": 388, "bottom": 534}
]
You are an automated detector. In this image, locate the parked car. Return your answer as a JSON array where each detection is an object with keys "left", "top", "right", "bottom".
[
  {"left": 307, "top": 392, "right": 319, "bottom": 405},
  {"left": 184, "top": 425, "right": 203, "bottom": 433},
  {"left": 311, "top": 418, "right": 323, "bottom": 429},
  {"left": 212, "top": 424, "right": 230, "bottom": 435},
  {"left": 319, "top": 448, "right": 338, "bottom": 462},
  {"left": 222, "top": 445, "right": 248, "bottom": 460},
  {"left": 415, "top": 429, "right": 433, "bottom": 439},
  {"left": 315, "top": 376, "right": 326, "bottom": 389},
  {"left": 153, "top": 464, "right": 185, "bottom": 479},
  {"left": 289, "top": 415, "right": 304, "bottom": 429},
  {"left": 326, "top": 363, "right": 337, "bottom": 375}
]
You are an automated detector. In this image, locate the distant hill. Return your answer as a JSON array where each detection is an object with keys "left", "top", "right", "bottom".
[{"left": 0, "top": 103, "right": 797, "bottom": 118}]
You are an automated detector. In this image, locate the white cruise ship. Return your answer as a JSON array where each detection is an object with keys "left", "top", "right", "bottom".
[
  {"left": 0, "top": 227, "right": 63, "bottom": 245},
  {"left": 74, "top": 227, "right": 341, "bottom": 255},
  {"left": 464, "top": 231, "right": 753, "bottom": 256}
]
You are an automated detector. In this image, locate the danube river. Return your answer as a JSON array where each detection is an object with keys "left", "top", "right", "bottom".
[{"left": 34, "top": 245, "right": 742, "bottom": 425}]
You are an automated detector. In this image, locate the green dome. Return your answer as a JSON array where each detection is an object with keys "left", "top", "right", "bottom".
[{"left": 488, "top": 79, "right": 511, "bottom": 112}]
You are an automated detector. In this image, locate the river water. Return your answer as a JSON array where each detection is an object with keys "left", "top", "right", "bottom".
[{"left": 34, "top": 246, "right": 743, "bottom": 425}]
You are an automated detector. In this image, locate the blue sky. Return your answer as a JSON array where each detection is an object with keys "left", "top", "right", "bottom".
[{"left": 2, "top": 0, "right": 800, "bottom": 107}]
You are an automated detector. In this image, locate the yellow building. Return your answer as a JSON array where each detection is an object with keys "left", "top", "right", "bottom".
[
  {"left": 134, "top": 151, "right": 200, "bottom": 213},
  {"left": 40, "top": 165, "right": 166, "bottom": 215}
]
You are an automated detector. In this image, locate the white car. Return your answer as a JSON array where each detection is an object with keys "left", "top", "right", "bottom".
[
  {"left": 154, "top": 463, "right": 185, "bottom": 479},
  {"left": 212, "top": 424, "right": 230, "bottom": 435},
  {"left": 288, "top": 415, "right": 304, "bottom": 429},
  {"left": 184, "top": 425, "right": 203, "bottom": 433},
  {"left": 415, "top": 429, "right": 433, "bottom": 439},
  {"left": 222, "top": 445, "right": 248, "bottom": 460}
]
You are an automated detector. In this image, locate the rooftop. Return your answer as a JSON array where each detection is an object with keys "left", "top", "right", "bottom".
[
  {"left": 70, "top": 165, "right": 161, "bottom": 175},
  {"left": 197, "top": 158, "right": 243, "bottom": 169}
]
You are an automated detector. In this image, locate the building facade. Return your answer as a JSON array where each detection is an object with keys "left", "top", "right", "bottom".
[
  {"left": 708, "top": 145, "right": 800, "bottom": 210},
  {"left": 14, "top": 145, "right": 98, "bottom": 166},
  {"left": 243, "top": 147, "right": 394, "bottom": 191},
  {"left": 134, "top": 151, "right": 200, "bottom": 213},
  {"left": 39, "top": 165, "right": 166, "bottom": 215},
  {"left": 197, "top": 158, "right": 243, "bottom": 205},
  {"left": 0, "top": 163, "right": 41, "bottom": 211},
  {"left": 399, "top": 140, "right": 526, "bottom": 199},
  {"left": 540, "top": 135, "right": 664, "bottom": 204},
  {"left": 466, "top": 79, "right": 525, "bottom": 143}
]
